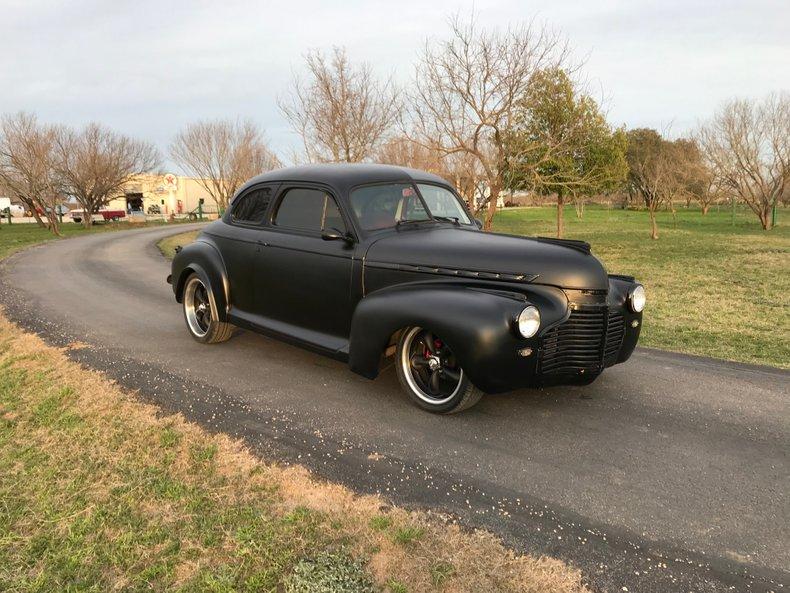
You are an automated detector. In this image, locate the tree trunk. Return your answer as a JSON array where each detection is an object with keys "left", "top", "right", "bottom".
[
  {"left": 46, "top": 211, "right": 61, "bottom": 236},
  {"left": 574, "top": 197, "right": 584, "bottom": 219},
  {"left": 649, "top": 207, "right": 659, "bottom": 240},
  {"left": 483, "top": 182, "right": 500, "bottom": 231},
  {"left": 701, "top": 204, "right": 709, "bottom": 215},
  {"left": 759, "top": 208, "right": 772, "bottom": 230},
  {"left": 556, "top": 193, "right": 564, "bottom": 238},
  {"left": 30, "top": 209, "right": 47, "bottom": 228}
]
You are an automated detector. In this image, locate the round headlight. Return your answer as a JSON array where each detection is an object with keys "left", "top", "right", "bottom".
[
  {"left": 629, "top": 285, "right": 646, "bottom": 313},
  {"left": 516, "top": 306, "right": 541, "bottom": 338}
]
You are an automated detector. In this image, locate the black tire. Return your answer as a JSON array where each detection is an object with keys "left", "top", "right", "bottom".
[
  {"left": 182, "top": 273, "right": 234, "bottom": 344},
  {"left": 395, "top": 326, "right": 483, "bottom": 413}
]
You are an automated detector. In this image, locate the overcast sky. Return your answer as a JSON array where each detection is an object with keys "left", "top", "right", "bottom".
[{"left": 2, "top": 0, "right": 788, "bottom": 170}]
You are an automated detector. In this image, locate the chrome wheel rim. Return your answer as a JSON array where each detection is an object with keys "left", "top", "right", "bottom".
[
  {"left": 401, "top": 327, "right": 463, "bottom": 405},
  {"left": 184, "top": 277, "right": 212, "bottom": 337}
]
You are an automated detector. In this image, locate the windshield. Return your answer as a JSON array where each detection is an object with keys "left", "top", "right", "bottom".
[
  {"left": 349, "top": 183, "right": 471, "bottom": 231},
  {"left": 416, "top": 184, "right": 471, "bottom": 224}
]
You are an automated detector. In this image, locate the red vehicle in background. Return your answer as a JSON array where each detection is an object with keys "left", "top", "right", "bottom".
[{"left": 69, "top": 208, "right": 126, "bottom": 223}]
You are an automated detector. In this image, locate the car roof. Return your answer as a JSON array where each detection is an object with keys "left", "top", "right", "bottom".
[{"left": 236, "top": 163, "right": 452, "bottom": 196}]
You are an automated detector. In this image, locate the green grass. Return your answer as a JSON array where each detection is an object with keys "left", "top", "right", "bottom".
[
  {"left": 0, "top": 219, "right": 192, "bottom": 260},
  {"left": 392, "top": 526, "right": 425, "bottom": 546},
  {"left": 369, "top": 515, "right": 393, "bottom": 531},
  {"left": 158, "top": 230, "right": 200, "bottom": 259},
  {"left": 0, "top": 345, "right": 332, "bottom": 592},
  {"left": 493, "top": 205, "right": 789, "bottom": 368}
]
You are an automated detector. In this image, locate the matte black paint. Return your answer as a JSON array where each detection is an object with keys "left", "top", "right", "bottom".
[{"left": 170, "top": 164, "right": 643, "bottom": 392}]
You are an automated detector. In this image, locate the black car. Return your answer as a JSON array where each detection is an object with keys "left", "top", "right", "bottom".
[{"left": 169, "top": 164, "right": 645, "bottom": 413}]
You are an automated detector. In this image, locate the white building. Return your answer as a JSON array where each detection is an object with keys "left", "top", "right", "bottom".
[{"left": 106, "top": 174, "right": 218, "bottom": 216}]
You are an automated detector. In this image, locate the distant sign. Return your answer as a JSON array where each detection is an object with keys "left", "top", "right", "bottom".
[{"left": 163, "top": 173, "right": 178, "bottom": 191}]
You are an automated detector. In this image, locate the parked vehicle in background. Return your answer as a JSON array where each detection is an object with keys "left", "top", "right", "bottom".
[
  {"left": 70, "top": 208, "right": 126, "bottom": 223},
  {"left": 46, "top": 204, "right": 71, "bottom": 217},
  {"left": 0, "top": 197, "right": 26, "bottom": 217},
  {"left": 169, "top": 164, "right": 646, "bottom": 414}
]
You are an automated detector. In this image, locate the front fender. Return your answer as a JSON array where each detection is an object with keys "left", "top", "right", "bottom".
[
  {"left": 348, "top": 282, "right": 568, "bottom": 392},
  {"left": 171, "top": 239, "right": 230, "bottom": 321},
  {"left": 607, "top": 274, "right": 643, "bottom": 363}
]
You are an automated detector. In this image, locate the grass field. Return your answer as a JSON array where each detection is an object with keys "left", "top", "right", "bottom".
[
  {"left": 0, "top": 220, "right": 194, "bottom": 260},
  {"left": 163, "top": 205, "right": 789, "bottom": 368},
  {"left": 158, "top": 230, "right": 198, "bottom": 259},
  {"left": 494, "top": 205, "right": 789, "bottom": 368},
  {"left": 0, "top": 226, "right": 586, "bottom": 592}
]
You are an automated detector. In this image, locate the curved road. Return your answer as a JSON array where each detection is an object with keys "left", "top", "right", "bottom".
[{"left": 2, "top": 225, "right": 788, "bottom": 592}]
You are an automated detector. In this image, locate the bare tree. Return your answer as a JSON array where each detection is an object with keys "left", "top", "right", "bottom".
[
  {"left": 170, "top": 119, "right": 280, "bottom": 211},
  {"left": 0, "top": 112, "right": 62, "bottom": 234},
  {"left": 279, "top": 47, "right": 400, "bottom": 163},
  {"left": 376, "top": 135, "right": 487, "bottom": 214},
  {"left": 697, "top": 93, "right": 789, "bottom": 230},
  {"left": 407, "top": 15, "right": 570, "bottom": 230},
  {"left": 55, "top": 123, "right": 160, "bottom": 228},
  {"left": 376, "top": 135, "right": 446, "bottom": 174},
  {"left": 674, "top": 138, "right": 724, "bottom": 215}
]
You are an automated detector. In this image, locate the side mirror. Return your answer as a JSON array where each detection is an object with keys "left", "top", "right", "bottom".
[
  {"left": 474, "top": 218, "right": 484, "bottom": 229},
  {"left": 321, "top": 228, "right": 355, "bottom": 245}
]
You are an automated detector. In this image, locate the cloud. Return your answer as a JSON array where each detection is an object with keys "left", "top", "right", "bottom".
[{"left": 1, "top": 0, "right": 788, "bottom": 167}]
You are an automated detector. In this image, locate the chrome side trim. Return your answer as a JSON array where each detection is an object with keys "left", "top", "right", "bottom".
[{"left": 364, "top": 260, "right": 539, "bottom": 283}]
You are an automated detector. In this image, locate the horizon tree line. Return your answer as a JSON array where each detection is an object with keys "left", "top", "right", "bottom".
[{"left": 1, "top": 15, "right": 787, "bottom": 238}]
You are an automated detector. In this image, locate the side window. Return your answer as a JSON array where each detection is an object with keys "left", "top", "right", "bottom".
[
  {"left": 231, "top": 187, "right": 273, "bottom": 224},
  {"left": 274, "top": 188, "right": 346, "bottom": 233},
  {"left": 322, "top": 196, "right": 345, "bottom": 232}
]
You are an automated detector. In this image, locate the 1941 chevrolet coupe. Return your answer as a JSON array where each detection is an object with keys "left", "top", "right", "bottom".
[{"left": 169, "top": 164, "right": 645, "bottom": 413}]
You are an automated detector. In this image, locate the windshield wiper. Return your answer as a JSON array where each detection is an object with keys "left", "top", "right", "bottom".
[
  {"left": 395, "top": 218, "right": 431, "bottom": 228},
  {"left": 433, "top": 216, "right": 460, "bottom": 226}
]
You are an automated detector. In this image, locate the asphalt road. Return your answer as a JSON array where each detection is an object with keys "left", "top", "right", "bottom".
[{"left": 2, "top": 225, "right": 788, "bottom": 592}]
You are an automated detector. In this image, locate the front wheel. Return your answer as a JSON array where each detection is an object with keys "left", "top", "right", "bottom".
[
  {"left": 395, "top": 326, "right": 483, "bottom": 413},
  {"left": 182, "top": 273, "right": 234, "bottom": 344}
]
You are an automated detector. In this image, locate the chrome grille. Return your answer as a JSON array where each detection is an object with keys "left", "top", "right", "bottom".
[
  {"left": 604, "top": 311, "right": 625, "bottom": 364},
  {"left": 539, "top": 307, "right": 607, "bottom": 375}
]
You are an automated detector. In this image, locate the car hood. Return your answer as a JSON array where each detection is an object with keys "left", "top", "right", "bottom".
[{"left": 364, "top": 226, "right": 609, "bottom": 291}]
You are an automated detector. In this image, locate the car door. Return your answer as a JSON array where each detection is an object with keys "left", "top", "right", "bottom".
[
  {"left": 212, "top": 183, "right": 278, "bottom": 316},
  {"left": 254, "top": 184, "right": 355, "bottom": 343}
]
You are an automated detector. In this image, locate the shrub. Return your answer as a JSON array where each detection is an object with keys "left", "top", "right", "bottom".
[{"left": 285, "top": 551, "right": 374, "bottom": 593}]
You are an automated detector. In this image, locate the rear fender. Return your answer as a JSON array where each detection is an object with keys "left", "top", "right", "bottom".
[
  {"left": 171, "top": 239, "right": 230, "bottom": 321},
  {"left": 348, "top": 282, "right": 568, "bottom": 391}
]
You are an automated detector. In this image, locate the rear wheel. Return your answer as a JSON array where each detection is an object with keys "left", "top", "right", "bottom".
[
  {"left": 395, "top": 326, "right": 483, "bottom": 413},
  {"left": 183, "top": 273, "right": 233, "bottom": 344}
]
